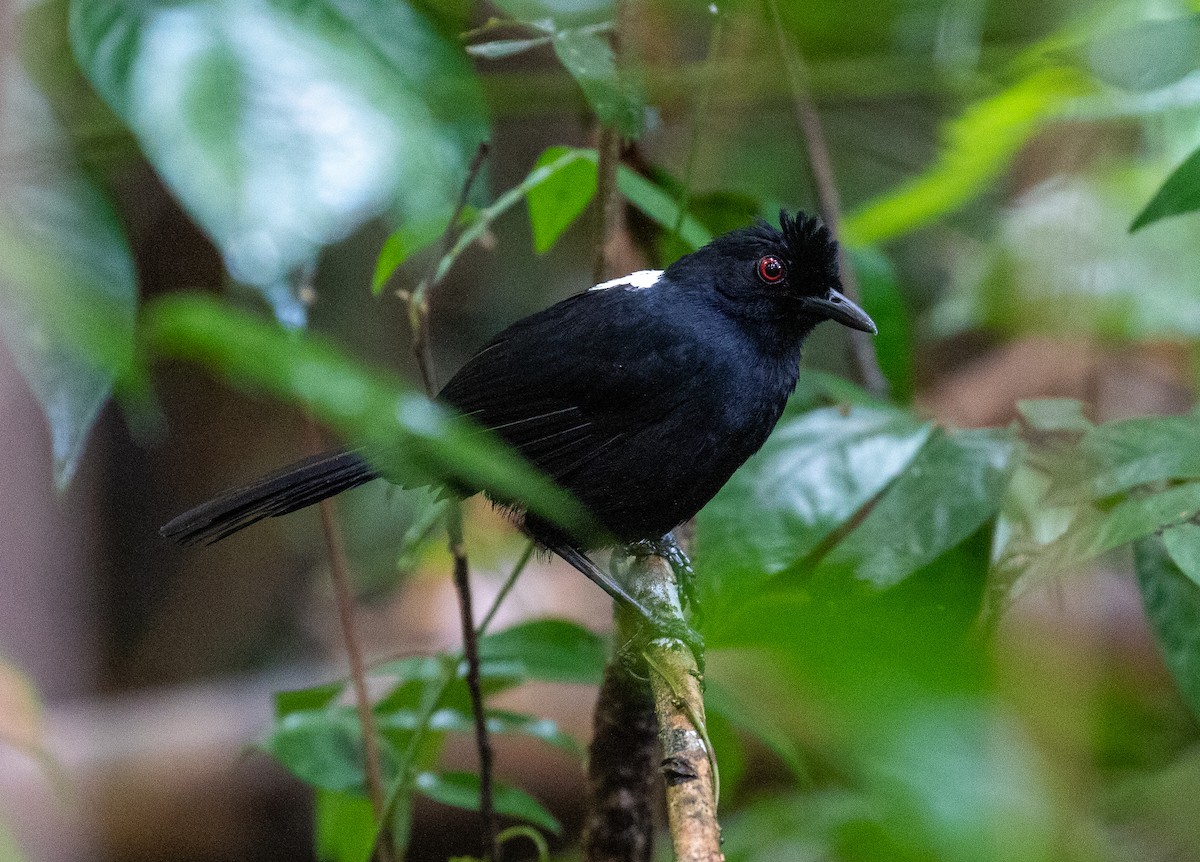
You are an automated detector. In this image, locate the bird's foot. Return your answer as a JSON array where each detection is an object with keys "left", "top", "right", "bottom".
[{"left": 624, "top": 533, "right": 701, "bottom": 618}]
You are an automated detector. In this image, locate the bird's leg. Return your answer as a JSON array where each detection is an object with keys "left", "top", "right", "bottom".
[{"left": 614, "top": 539, "right": 705, "bottom": 673}]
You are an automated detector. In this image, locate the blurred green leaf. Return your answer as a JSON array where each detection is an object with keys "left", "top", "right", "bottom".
[
  {"left": 1136, "top": 535, "right": 1200, "bottom": 721},
  {"left": 1164, "top": 522, "right": 1200, "bottom": 589},
  {"left": 414, "top": 771, "right": 561, "bottom": 834},
  {"left": 70, "top": 0, "right": 486, "bottom": 324},
  {"left": 616, "top": 166, "right": 713, "bottom": 250},
  {"left": 852, "top": 247, "right": 915, "bottom": 403},
  {"left": 552, "top": 28, "right": 644, "bottom": 138},
  {"left": 140, "top": 294, "right": 595, "bottom": 537},
  {"left": 1016, "top": 399, "right": 1092, "bottom": 433},
  {"left": 1044, "top": 414, "right": 1200, "bottom": 504},
  {"left": 705, "top": 677, "right": 806, "bottom": 784},
  {"left": 0, "top": 60, "right": 137, "bottom": 490},
  {"left": 314, "top": 789, "right": 375, "bottom": 862},
  {"left": 376, "top": 706, "right": 582, "bottom": 757},
  {"left": 491, "top": 0, "right": 611, "bottom": 29},
  {"left": 844, "top": 67, "right": 1090, "bottom": 246},
  {"left": 372, "top": 212, "right": 452, "bottom": 294},
  {"left": 275, "top": 682, "right": 343, "bottom": 718},
  {"left": 695, "top": 403, "right": 933, "bottom": 609},
  {"left": 477, "top": 619, "right": 607, "bottom": 685},
  {"left": 657, "top": 189, "right": 760, "bottom": 267},
  {"left": 943, "top": 170, "right": 1200, "bottom": 341},
  {"left": 1086, "top": 17, "right": 1200, "bottom": 93},
  {"left": 267, "top": 707, "right": 367, "bottom": 793},
  {"left": 1131, "top": 147, "right": 1200, "bottom": 233},
  {"left": 812, "top": 428, "right": 1017, "bottom": 589},
  {"left": 526, "top": 145, "right": 599, "bottom": 253}
]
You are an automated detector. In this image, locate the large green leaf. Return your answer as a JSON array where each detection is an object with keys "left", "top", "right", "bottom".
[
  {"left": 1044, "top": 413, "right": 1200, "bottom": 504},
  {"left": 843, "top": 67, "right": 1090, "bottom": 246},
  {"left": 376, "top": 706, "right": 582, "bottom": 758},
  {"left": 694, "top": 402, "right": 933, "bottom": 608},
  {"left": 0, "top": 58, "right": 136, "bottom": 489},
  {"left": 314, "top": 789, "right": 375, "bottom": 862},
  {"left": 139, "top": 295, "right": 594, "bottom": 536},
  {"left": 1135, "top": 534, "right": 1200, "bottom": 721},
  {"left": 69, "top": 0, "right": 486, "bottom": 324},
  {"left": 852, "top": 247, "right": 915, "bottom": 403},
  {"left": 477, "top": 619, "right": 608, "bottom": 685},
  {"left": 1163, "top": 522, "right": 1200, "bottom": 588},
  {"left": 812, "top": 429, "right": 1017, "bottom": 589},
  {"left": 414, "top": 771, "right": 561, "bottom": 834},
  {"left": 267, "top": 707, "right": 369, "bottom": 794},
  {"left": 1131, "top": 146, "right": 1200, "bottom": 233},
  {"left": 526, "top": 145, "right": 599, "bottom": 253}
]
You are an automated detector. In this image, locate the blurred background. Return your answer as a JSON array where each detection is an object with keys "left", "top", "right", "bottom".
[{"left": 4, "top": 0, "right": 1200, "bottom": 859}]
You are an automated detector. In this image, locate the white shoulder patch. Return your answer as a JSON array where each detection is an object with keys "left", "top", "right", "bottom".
[{"left": 589, "top": 269, "right": 664, "bottom": 291}]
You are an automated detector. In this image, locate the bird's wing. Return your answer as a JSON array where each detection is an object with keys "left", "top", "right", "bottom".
[{"left": 438, "top": 286, "right": 697, "bottom": 483}]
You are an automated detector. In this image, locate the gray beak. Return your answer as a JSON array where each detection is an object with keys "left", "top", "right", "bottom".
[{"left": 804, "top": 289, "right": 877, "bottom": 335}]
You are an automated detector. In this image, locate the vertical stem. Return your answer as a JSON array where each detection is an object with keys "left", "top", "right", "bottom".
[
  {"left": 671, "top": 11, "right": 725, "bottom": 241},
  {"left": 403, "top": 142, "right": 498, "bottom": 859},
  {"left": 593, "top": 125, "right": 622, "bottom": 284},
  {"left": 447, "top": 502, "right": 498, "bottom": 859},
  {"left": 305, "top": 420, "right": 390, "bottom": 861},
  {"left": 765, "top": 0, "right": 889, "bottom": 399}
]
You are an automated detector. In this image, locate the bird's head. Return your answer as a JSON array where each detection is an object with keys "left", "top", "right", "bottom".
[{"left": 668, "top": 210, "right": 877, "bottom": 343}]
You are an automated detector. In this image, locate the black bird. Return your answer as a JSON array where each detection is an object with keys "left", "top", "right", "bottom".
[{"left": 162, "top": 211, "right": 875, "bottom": 626}]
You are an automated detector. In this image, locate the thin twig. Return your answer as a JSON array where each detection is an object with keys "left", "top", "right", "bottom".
[
  {"left": 304, "top": 419, "right": 390, "bottom": 861},
  {"left": 671, "top": 10, "right": 725, "bottom": 242},
  {"left": 593, "top": 126, "right": 622, "bottom": 283},
  {"left": 765, "top": 0, "right": 889, "bottom": 399},
  {"left": 403, "top": 140, "right": 499, "bottom": 860},
  {"left": 447, "top": 502, "right": 498, "bottom": 857},
  {"left": 369, "top": 545, "right": 537, "bottom": 859}
]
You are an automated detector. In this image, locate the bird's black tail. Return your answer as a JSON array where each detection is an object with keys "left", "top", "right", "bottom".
[{"left": 161, "top": 450, "right": 378, "bottom": 546}]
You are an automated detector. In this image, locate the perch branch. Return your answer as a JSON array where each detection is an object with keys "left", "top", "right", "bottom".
[{"left": 766, "top": 0, "right": 888, "bottom": 399}]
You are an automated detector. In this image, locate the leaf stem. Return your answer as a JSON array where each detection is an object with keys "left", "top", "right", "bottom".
[{"left": 765, "top": 0, "right": 889, "bottom": 398}]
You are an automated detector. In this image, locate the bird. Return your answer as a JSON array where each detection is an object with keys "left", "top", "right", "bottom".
[{"left": 162, "top": 210, "right": 875, "bottom": 634}]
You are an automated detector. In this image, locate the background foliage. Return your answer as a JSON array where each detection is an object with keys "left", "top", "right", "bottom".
[{"left": 6, "top": 0, "right": 1200, "bottom": 860}]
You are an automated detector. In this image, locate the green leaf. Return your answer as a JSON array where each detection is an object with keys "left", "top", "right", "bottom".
[
  {"left": 813, "top": 429, "right": 1017, "bottom": 589},
  {"left": 1044, "top": 414, "right": 1200, "bottom": 504},
  {"left": 1135, "top": 535, "right": 1200, "bottom": 721},
  {"left": 843, "top": 67, "right": 1090, "bottom": 246},
  {"left": 275, "top": 682, "right": 344, "bottom": 719},
  {"left": 526, "top": 145, "right": 599, "bottom": 253},
  {"left": 0, "top": 57, "right": 137, "bottom": 489},
  {"left": 616, "top": 167, "right": 713, "bottom": 251},
  {"left": 372, "top": 213, "right": 453, "bottom": 294},
  {"left": 478, "top": 619, "right": 608, "bottom": 685},
  {"left": 1086, "top": 16, "right": 1200, "bottom": 93},
  {"left": 267, "top": 707, "right": 367, "bottom": 793},
  {"left": 375, "top": 706, "right": 582, "bottom": 758},
  {"left": 466, "top": 36, "right": 552, "bottom": 60},
  {"left": 705, "top": 678, "right": 806, "bottom": 784},
  {"left": 851, "top": 247, "right": 914, "bottom": 403},
  {"left": 1163, "top": 522, "right": 1200, "bottom": 588},
  {"left": 694, "top": 403, "right": 933, "bottom": 609},
  {"left": 139, "top": 295, "right": 595, "bottom": 538},
  {"left": 314, "top": 789, "right": 375, "bottom": 862},
  {"left": 552, "top": 28, "right": 643, "bottom": 138},
  {"left": 1016, "top": 399, "right": 1092, "bottom": 433},
  {"left": 414, "top": 771, "right": 561, "bottom": 834},
  {"left": 490, "top": 0, "right": 611, "bottom": 28},
  {"left": 1131, "top": 146, "right": 1200, "bottom": 233},
  {"left": 70, "top": 0, "right": 486, "bottom": 323}
]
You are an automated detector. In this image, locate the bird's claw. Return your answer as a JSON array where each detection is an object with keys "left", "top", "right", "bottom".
[{"left": 624, "top": 533, "right": 700, "bottom": 615}]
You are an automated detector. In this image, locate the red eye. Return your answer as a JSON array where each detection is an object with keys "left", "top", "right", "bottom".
[{"left": 757, "top": 255, "right": 785, "bottom": 284}]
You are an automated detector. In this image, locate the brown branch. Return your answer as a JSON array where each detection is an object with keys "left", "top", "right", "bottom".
[
  {"left": 582, "top": 604, "right": 658, "bottom": 862},
  {"left": 403, "top": 140, "right": 498, "bottom": 861},
  {"left": 304, "top": 420, "right": 390, "bottom": 861},
  {"left": 766, "top": 0, "right": 889, "bottom": 399}
]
